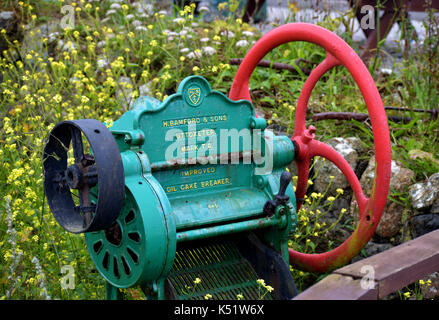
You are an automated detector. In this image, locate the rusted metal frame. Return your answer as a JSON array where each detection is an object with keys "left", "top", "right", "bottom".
[
  {"left": 349, "top": 0, "right": 377, "bottom": 38},
  {"left": 44, "top": 120, "right": 125, "bottom": 233},
  {"left": 311, "top": 111, "right": 412, "bottom": 123},
  {"left": 242, "top": 0, "right": 267, "bottom": 23},
  {"left": 350, "top": 0, "right": 439, "bottom": 61},
  {"left": 351, "top": 0, "right": 439, "bottom": 13},
  {"left": 229, "top": 58, "right": 315, "bottom": 75},
  {"left": 407, "top": 0, "right": 439, "bottom": 12},
  {"left": 312, "top": 106, "right": 439, "bottom": 122},
  {"left": 293, "top": 229, "right": 439, "bottom": 300},
  {"left": 363, "top": 0, "right": 406, "bottom": 61},
  {"left": 230, "top": 58, "right": 297, "bottom": 73}
]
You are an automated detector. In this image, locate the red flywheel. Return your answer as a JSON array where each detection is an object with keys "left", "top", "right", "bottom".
[{"left": 229, "top": 23, "right": 392, "bottom": 273}]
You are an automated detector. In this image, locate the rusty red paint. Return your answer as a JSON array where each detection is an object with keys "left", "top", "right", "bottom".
[{"left": 229, "top": 23, "right": 391, "bottom": 273}]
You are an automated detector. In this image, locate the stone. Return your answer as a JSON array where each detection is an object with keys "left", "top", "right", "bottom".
[
  {"left": 0, "top": 11, "right": 20, "bottom": 52},
  {"left": 0, "top": 11, "right": 13, "bottom": 20},
  {"left": 420, "top": 272, "right": 439, "bottom": 299},
  {"left": 287, "top": 160, "right": 298, "bottom": 180},
  {"left": 431, "top": 198, "right": 439, "bottom": 214},
  {"left": 313, "top": 137, "right": 364, "bottom": 196},
  {"left": 360, "top": 156, "right": 415, "bottom": 196},
  {"left": 311, "top": 204, "right": 352, "bottom": 252},
  {"left": 116, "top": 76, "right": 134, "bottom": 108},
  {"left": 138, "top": 83, "right": 152, "bottom": 97},
  {"left": 21, "top": 21, "right": 59, "bottom": 59},
  {"left": 374, "top": 202, "right": 402, "bottom": 238},
  {"left": 97, "top": 57, "right": 109, "bottom": 69},
  {"left": 409, "top": 172, "right": 439, "bottom": 210},
  {"left": 363, "top": 241, "right": 394, "bottom": 257},
  {"left": 351, "top": 242, "right": 394, "bottom": 263},
  {"left": 316, "top": 224, "right": 350, "bottom": 252},
  {"left": 350, "top": 156, "right": 415, "bottom": 239},
  {"left": 398, "top": 208, "right": 413, "bottom": 244},
  {"left": 412, "top": 214, "right": 439, "bottom": 237},
  {"left": 345, "top": 137, "right": 366, "bottom": 155},
  {"left": 132, "top": 1, "right": 153, "bottom": 16}
]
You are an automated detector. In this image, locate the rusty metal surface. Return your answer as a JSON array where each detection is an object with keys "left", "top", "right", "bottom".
[
  {"left": 408, "top": 0, "right": 439, "bottom": 11},
  {"left": 293, "top": 274, "right": 378, "bottom": 300},
  {"left": 311, "top": 111, "right": 413, "bottom": 123},
  {"left": 350, "top": 0, "right": 439, "bottom": 13},
  {"left": 229, "top": 58, "right": 315, "bottom": 75},
  {"left": 43, "top": 119, "right": 125, "bottom": 233},
  {"left": 350, "top": 0, "right": 439, "bottom": 60},
  {"left": 293, "top": 230, "right": 439, "bottom": 299}
]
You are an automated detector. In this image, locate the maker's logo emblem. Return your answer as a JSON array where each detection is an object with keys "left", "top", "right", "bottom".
[{"left": 187, "top": 87, "right": 201, "bottom": 105}]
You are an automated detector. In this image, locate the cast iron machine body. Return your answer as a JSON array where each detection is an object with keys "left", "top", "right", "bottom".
[
  {"left": 44, "top": 75, "right": 299, "bottom": 300},
  {"left": 43, "top": 23, "right": 392, "bottom": 300}
]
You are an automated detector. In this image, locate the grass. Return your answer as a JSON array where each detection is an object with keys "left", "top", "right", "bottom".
[{"left": 0, "top": 0, "right": 438, "bottom": 299}]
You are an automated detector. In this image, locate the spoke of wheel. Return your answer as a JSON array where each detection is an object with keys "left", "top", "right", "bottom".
[
  {"left": 70, "top": 126, "right": 84, "bottom": 163},
  {"left": 78, "top": 184, "right": 92, "bottom": 226},
  {"left": 293, "top": 52, "right": 341, "bottom": 137}
]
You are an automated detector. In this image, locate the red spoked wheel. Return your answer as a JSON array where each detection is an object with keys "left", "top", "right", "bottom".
[{"left": 229, "top": 23, "right": 391, "bottom": 273}]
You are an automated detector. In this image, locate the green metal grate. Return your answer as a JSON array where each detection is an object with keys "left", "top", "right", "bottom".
[{"left": 166, "top": 239, "right": 273, "bottom": 300}]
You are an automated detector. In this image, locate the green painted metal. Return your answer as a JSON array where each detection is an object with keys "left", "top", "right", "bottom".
[
  {"left": 110, "top": 76, "right": 295, "bottom": 231},
  {"left": 85, "top": 151, "right": 176, "bottom": 288},
  {"left": 81, "top": 76, "right": 297, "bottom": 298},
  {"left": 106, "top": 282, "right": 123, "bottom": 300},
  {"left": 176, "top": 213, "right": 287, "bottom": 242},
  {"left": 167, "top": 239, "right": 273, "bottom": 300}
]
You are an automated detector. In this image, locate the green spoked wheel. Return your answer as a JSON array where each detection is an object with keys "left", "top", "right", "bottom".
[
  {"left": 85, "top": 179, "right": 176, "bottom": 288},
  {"left": 85, "top": 189, "right": 145, "bottom": 288}
]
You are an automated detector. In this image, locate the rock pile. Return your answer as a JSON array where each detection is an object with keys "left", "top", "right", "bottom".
[
  {"left": 300, "top": 137, "right": 439, "bottom": 298},
  {"left": 295, "top": 137, "right": 438, "bottom": 266},
  {"left": 409, "top": 173, "right": 439, "bottom": 238}
]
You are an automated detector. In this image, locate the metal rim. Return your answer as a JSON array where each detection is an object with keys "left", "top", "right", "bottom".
[
  {"left": 85, "top": 188, "right": 147, "bottom": 288},
  {"left": 43, "top": 119, "right": 124, "bottom": 233}
]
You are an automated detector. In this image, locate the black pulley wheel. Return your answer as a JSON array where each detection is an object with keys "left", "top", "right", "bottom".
[{"left": 43, "top": 119, "right": 124, "bottom": 233}]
